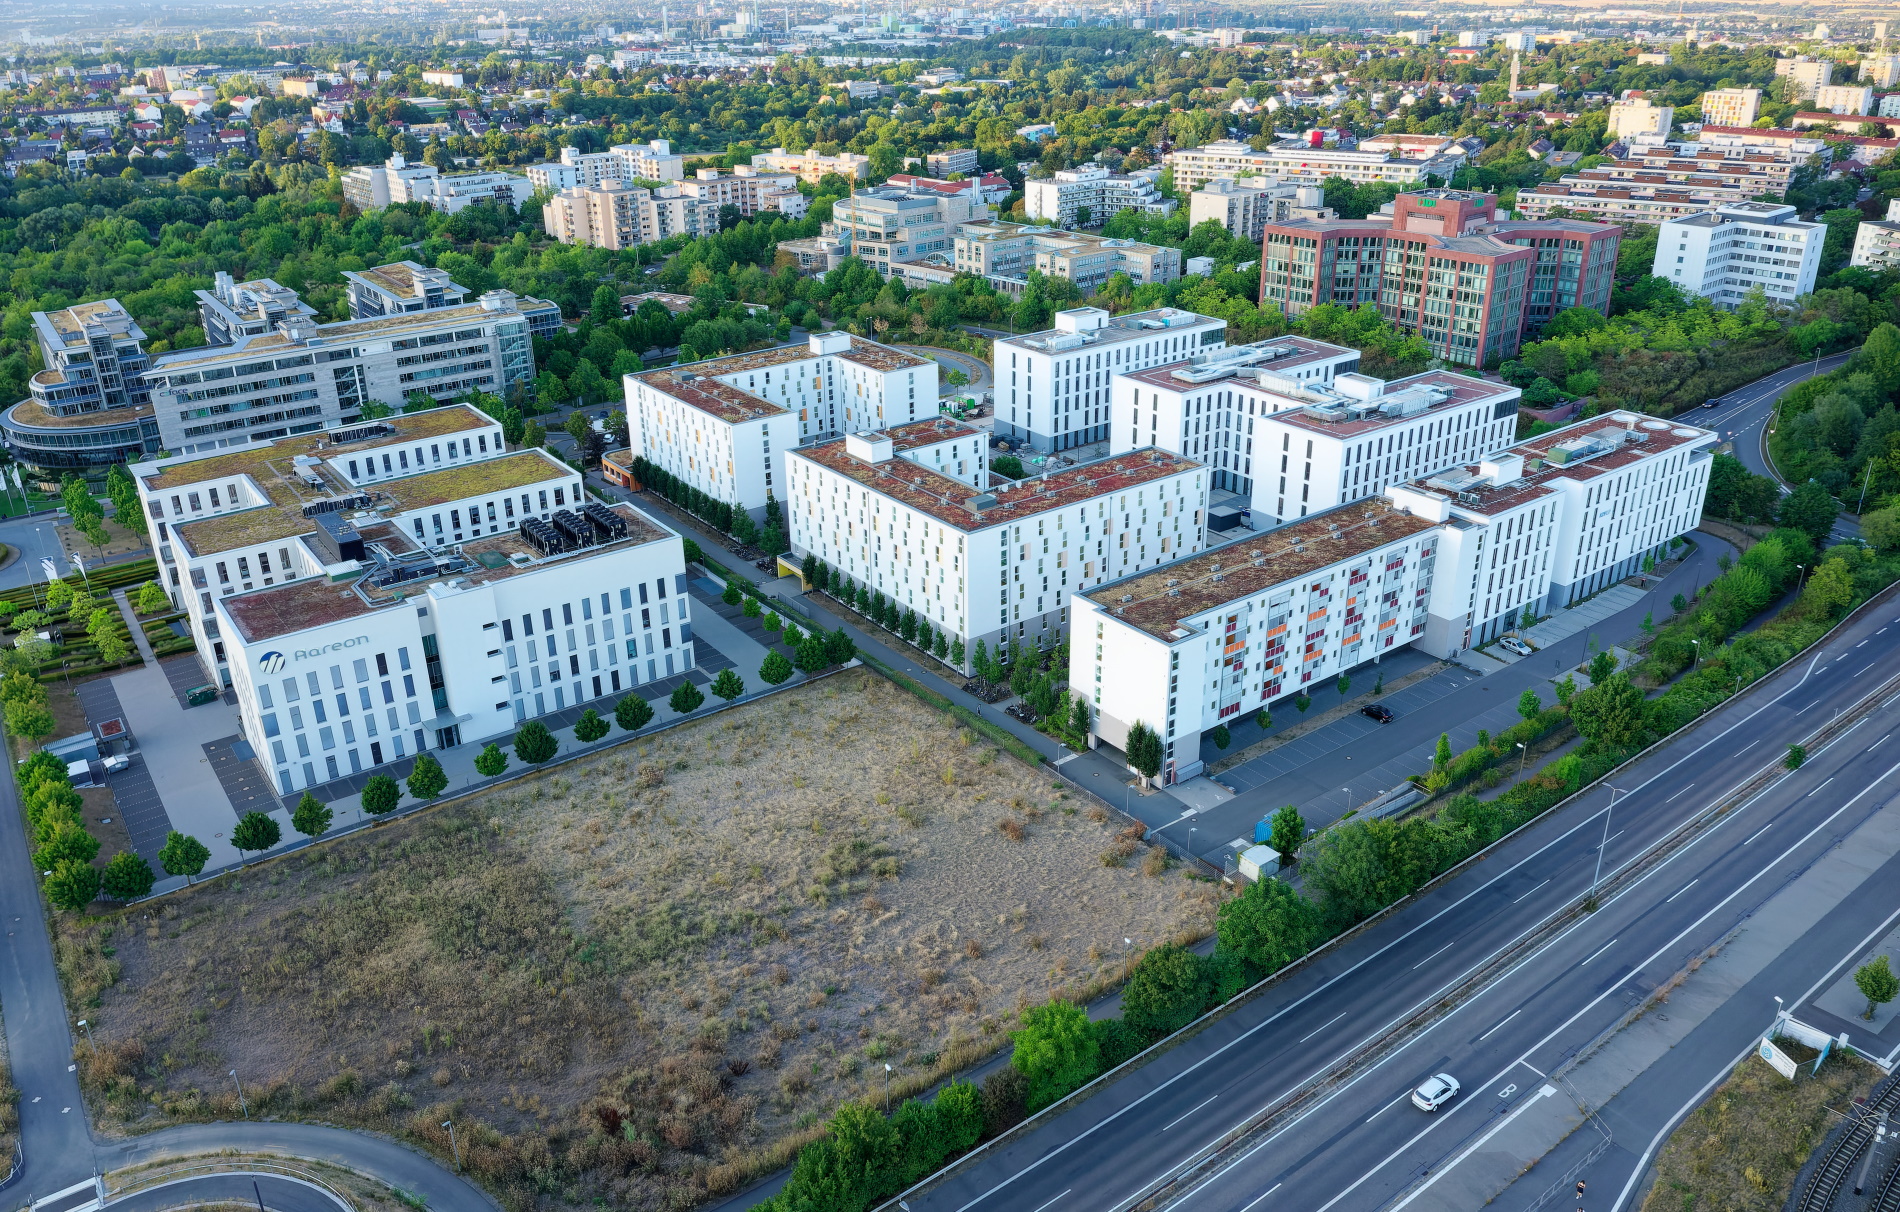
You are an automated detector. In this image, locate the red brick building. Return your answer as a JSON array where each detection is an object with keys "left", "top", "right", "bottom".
[{"left": 1256, "top": 189, "right": 1621, "bottom": 367}]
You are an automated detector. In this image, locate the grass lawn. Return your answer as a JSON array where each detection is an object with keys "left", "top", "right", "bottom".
[
  {"left": 1640, "top": 1043, "right": 1881, "bottom": 1212},
  {"left": 58, "top": 669, "right": 1221, "bottom": 1210}
]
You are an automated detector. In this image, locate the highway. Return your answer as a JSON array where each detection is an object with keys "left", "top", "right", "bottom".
[
  {"left": 1702, "top": 350, "right": 1862, "bottom": 541},
  {"left": 900, "top": 583, "right": 1900, "bottom": 1212}
]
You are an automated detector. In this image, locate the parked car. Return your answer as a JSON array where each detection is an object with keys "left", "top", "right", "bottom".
[
  {"left": 1499, "top": 635, "right": 1535, "bottom": 657},
  {"left": 1412, "top": 1074, "right": 1460, "bottom": 1112},
  {"left": 1360, "top": 703, "right": 1394, "bottom": 723}
]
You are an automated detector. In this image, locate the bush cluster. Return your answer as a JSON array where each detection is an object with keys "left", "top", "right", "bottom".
[
  {"left": 630, "top": 455, "right": 786, "bottom": 555},
  {"left": 17, "top": 747, "right": 153, "bottom": 909}
]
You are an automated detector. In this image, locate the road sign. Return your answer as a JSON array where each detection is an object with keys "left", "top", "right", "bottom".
[{"left": 1760, "top": 1036, "right": 1798, "bottom": 1080}]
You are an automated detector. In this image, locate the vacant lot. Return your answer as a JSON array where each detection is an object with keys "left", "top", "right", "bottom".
[
  {"left": 1640, "top": 1046, "right": 1881, "bottom": 1212},
  {"left": 60, "top": 670, "right": 1220, "bottom": 1209}
]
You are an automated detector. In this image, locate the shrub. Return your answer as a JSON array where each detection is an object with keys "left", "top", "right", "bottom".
[
  {"left": 615, "top": 694, "right": 655, "bottom": 731},
  {"left": 1090, "top": 1017, "right": 1150, "bottom": 1071},
  {"left": 979, "top": 1065, "right": 1028, "bottom": 1138},
  {"left": 710, "top": 667, "right": 745, "bottom": 701},
  {"left": 573, "top": 707, "right": 610, "bottom": 743},
  {"left": 473, "top": 742, "right": 509, "bottom": 777},
  {"left": 100, "top": 851, "right": 156, "bottom": 900},
  {"left": 1121, "top": 944, "right": 1215, "bottom": 1037},
  {"left": 361, "top": 774, "right": 401, "bottom": 816},
  {"left": 760, "top": 650, "right": 794, "bottom": 684},
  {"left": 1010, "top": 1000, "right": 1100, "bottom": 1112}
]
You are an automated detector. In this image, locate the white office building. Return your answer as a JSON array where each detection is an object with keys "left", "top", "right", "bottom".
[
  {"left": 1110, "top": 340, "right": 1521, "bottom": 527},
  {"left": 196, "top": 273, "right": 318, "bottom": 347},
  {"left": 1073, "top": 411, "right": 1715, "bottom": 782},
  {"left": 677, "top": 166, "right": 808, "bottom": 218},
  {"left": 340, "top": 153, "right": 530, "bottom": 214},
  {"left": 787, "top": 435, "right": 1207, "bottom": 661},
  {"left": 1608, "top": 97, "right": 1674, "bottom": 139},
  {"left": 1775, "top": 56, "right": 1833, "bottom": 102},
  {"left": 1653, "top": 201, "right": 1824, "bottom": 308},
  {"left": 134, "top": 405, "right": 698, "bottom": 787},
  {"left": 1166, "top": 139, "right": 1464, "bottom": 193},
  {"left": 1187, "top": 178, "right": 1333, "bottom": 241},
  {"left": 142, "top": 291, "right": 538, "bottom": 452},
  {"left": 1024, "top": 164, "right": 1175, "bottom": 227},
  {"left": 340, "top": 153, "right": 440, "bottom": 211},
  {"left": 624, "top": 332, "right": 937, "bottom": 514},
  {"left": 993, "top": 307, "right": 1228, "bottom": 454},
  {"left": 524, "top": 141, "right": 686, "bottom": 193}
]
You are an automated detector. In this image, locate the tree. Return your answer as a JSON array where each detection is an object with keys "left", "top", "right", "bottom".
[
  {"left": 1070, "top": 695, "right": 1092, "bottom": 738},
  {"left": 1863, "top": 505, "right": 1900, "bottom": 555},
  {"left": 1856, "top": 955, "right": 1899, "bottom": 1020},
  {"left": 5, "top": 699, "right": 55, "bottom": 741},
  {"left": 1010, "top": 1000, "right": 1100, "bottom": 1112},
  {"left": 1211, "top": 724, "right": 1231, "bottom": 750},
  {"left": 1786, "top": 743, "right": 1807, "bottom": 770},
  {"left": 615, "top": 694, "right": 655, "bottom": 731},
  {"left": 573, "top": 707, "right": 610, "bottom": 742},
  {"left": 1217, "top": 876, "right": 1321, "bottom": 973},
  {"left": 1126, "top": 720, "right": 1163, "bottom": 782},
  {"left": 710, "top": 668, "right": 745, "bottom": 701},
  {"left": 1121, "top": 944, "right": 1214, "bottom": 1036},
  {"left": 1267, "top": 804, "right": 1305, "bottom": 861},
  {"left": 404, "top": 753, "right": 447, "bottom": 800},
  {"left": 362, "top": 774, "right": 401, "bottom": 815},
  {"left": 1570, "top": 673, "right": 1647, "bottom": 749},
  {"left": 100, "top": 851, "right": 156, "bottom": 900},
  {"left": 291, "top": 792, "right": 332, "bottom": 839},
  {"left": 1517, "top": 688, "right": 1542, "bottom": 722},
  {"left": 474, "top": 742, "right": 509, "bottom": 776},
  {"left": 794, "top": 635, "right": 828, "bottom": 673},
  {"left": 1433, "top": 733, "right": 1454, "bottom": 769},
  {"left": 1777, "top": 479, "right": 1840, "bottom": 548},
  {"left": 134, "top": 580, "right": 171, "bottom": 614},
  {"left": 722, "top": 581, "right": 743, "bottom": 606},
  {"left": 231, "top": 810, "right": 281, "bottom": 856},
  {"left": 33, "top": 818, "right": 101, "bottom": 871},
  {"left": 593, "top": 283, "right": 623, "bottom": 322},
  {"left": 514, "top": 720, "right": 559, "bottom": 762},
  {"left": 670, "top": 680, "right": 706, "bottom": 714},
  {"left": 824, "top": 627, "right": 855, "bottom": 666},
  {"left": 1587, "top": 649, "right": 1618, "bottom": 685},
  {"left": 45, "top": 861, "right": 101, "bottom": 912},
  {"left": 159, "top": 830, "right": 210, "bottom": 879},
  {"left": 760, "top": 650, "right": 794, "bottom": 684}
]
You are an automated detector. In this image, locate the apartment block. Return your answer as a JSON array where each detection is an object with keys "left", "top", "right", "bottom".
[
  {"left": 1110, "top": 339, "right": 1519, "bottom": 527},
  {"left": 1608, "top": 97, "right": 1674, "bottom": 138},
  {"left": 140, "top": 291, "right": 538, "bottom": 453},
  {"left": 1074, "top": 411, "right": 1715, "bottom": 782},
  {"left": 196, "top": 273, "right": 318, "bottom": 347},
  {"left": 953, "top": 221, "right": 1183, "bottom": 296},
  {"left": 676, "top": 166, "right": 808, "bottom": 218},
  {"left": 1813, "top": 84, "right": 1875, "bottom": 115},
  {"left": 926, "top": 148, "right": 980, "bottom": 177},
  {"left": 1653, "top": 201, "right": 1824, "bottom": 307},
  {"left": 624, "top": 331, "right": 937, "bottom": 509},
  {"left": 1698, "top": 88, "right": 1762, "bottom": 128},
  {"left": 133, "top": 407, "right": 693, "bottom": 795},
  {"left": 524, "top": 141, "right": 685, "bottom": 193},
  {"left": 1024, "top": 164, "right": 1175, "bottom": 227},
  {"left": 994, "top": 307, "right": 1227, "bottom": 454},
  {"left": 1255, "top": 190, "right": 1621, "bottom": 367},
  {"left": 1852, "top": 199, "right": 1900, "bottom": 269},
  {"left": 1513, "top": 178, "right": 1757, "bottom": 225},
  {"left": 1187, "top": 178, "right": 1333, "bottom": 241},
  {"left": 779, "top": 179, "right": 990, "bottom": 277},
  {"left": 341, "top": 153, "right": 530, "bottom": 213},
  {"left": 787, "top": 437, "right": 1207, "bottom": 663},
  {"left": 0, "top": 300, "right": 158, "bottom": 472},
  {"left": 1589, "top": 139, "right": 1804, "bottom": 191},
  {"left": 543, "top": 180, "right": 720, "bottom": 249},
  {"left": 1775, "top": 56, "right": 1833, "bottom": 101},
  {"left": 1166, "top": 139, "right": 1465, "bottom": 193},
  {"left": 750, "top": 146, "right": 872, "bottom": 184},
  {"left": 1867, "top": 56, "right": 1900, "bottom": 90}
]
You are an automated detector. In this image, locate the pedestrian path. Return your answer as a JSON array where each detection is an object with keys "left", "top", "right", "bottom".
[
  {"left": 110, "top": 587, "right": 157, "bottom": 662},
  {"left": 1520, "top": 583, "right": 1647, "bottom": 651}
]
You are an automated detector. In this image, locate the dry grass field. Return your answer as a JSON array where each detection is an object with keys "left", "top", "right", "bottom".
[
  {"left": 59, "top": 670, "right": 1221, "bottom": 1209},
  {"left": 1640, "top": 1046, "right": 1880, "bottom": 1212}
]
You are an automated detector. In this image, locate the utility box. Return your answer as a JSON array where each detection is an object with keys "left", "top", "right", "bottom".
[{"left": 1238, "top": 844, "right": 1280, "bottom": 881}]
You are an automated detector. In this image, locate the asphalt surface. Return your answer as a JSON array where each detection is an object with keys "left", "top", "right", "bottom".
[
  {"left": 106, "top": 1172, "right": 346, "bottom": 1212},
  {"left": 1706, "top": 350, "right": 1862, "bottom": 542},
  {"left": 898, "top": 584, "right": 1900, "bottom": 1212}
]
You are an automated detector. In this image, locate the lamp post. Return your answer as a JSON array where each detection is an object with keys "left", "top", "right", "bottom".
[
  {"left": 443, "top": 1120, "right": 462, "bottom": 1170},
  {"left": 1690, "top": 637, "right": 1700, "bottom": 669},
  {"left": 1592, "top": 785, "right": 1629, "bottom": 897},
  {"left": 883, "top": 1062, "right": 893, "bottom": 1112},
  {"left": 1795, "top": 564, "right": 1806, "bottom": 594},
  {"left": 1516, "top": 741, "right": 1528, "bottom": 774},
  {"left": 76, "top": 1018, "right": 94, "bottom": 1054},
  {"left": 230, "top": 1069, "right": 248, "bottom": 1119}
]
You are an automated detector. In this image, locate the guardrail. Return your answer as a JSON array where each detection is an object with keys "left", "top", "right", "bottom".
[{"left": 105, "top": 1160, "right": 354, "bottom": 1210}]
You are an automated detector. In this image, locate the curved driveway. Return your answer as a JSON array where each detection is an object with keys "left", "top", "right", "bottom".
[
  {"left": 1700, "top": 350, "right": 1860, "bottom": 540},
  {"left": 107, "top": 1173, "right": 347, "bottom": 1212},
  {"left": 895, "top": 345, "right": 991, "bottom": 395}
]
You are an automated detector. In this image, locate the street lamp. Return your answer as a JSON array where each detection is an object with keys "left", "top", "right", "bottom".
[
  {"left": 1795, "top": 564, "right": 1807, "bottom": 594},
  {"left": 443, "top": 1120, "right": 461, "bottom": 1170},
  {"left": 76, "top": 1018, "right": 94, "bottom": 1053},
  {"left": 883, "top": 1062, "right": 893, "bottom": 1112},
  {"left": 1516, "top": 741, "right": 1528, "bottom": 775},
  {"left": 230, "top": 1069, "right": 248, "bottom": 1120},
  {"left": 1592, "top": 785, "right": 1629, "bottom": 896},
  {"left": 1690, "top": 637, "right": 1700, "bottom": 669}
]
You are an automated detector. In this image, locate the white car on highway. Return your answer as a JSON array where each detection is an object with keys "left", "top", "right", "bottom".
[{"left": 1412, "top": 1074, "right": 1460, "bottom": 1112}]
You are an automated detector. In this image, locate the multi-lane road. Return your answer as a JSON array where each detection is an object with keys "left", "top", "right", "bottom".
[
  {"left": 1703, "top": 351, "right": 1861, "bottom": 541},
  {"left": 901, "top": 583, "right": 1900, "bottom": 1212}
]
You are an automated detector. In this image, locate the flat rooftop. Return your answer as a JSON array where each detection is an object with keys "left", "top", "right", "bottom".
[
  {"left": 1272, "top": 370, "right": 1517, "bottom": 439},
  {"left": 1118, "top": 336, "right": 1357, "bottom": 392},
  {"left": 1088, "top": 498, "right": 1439, "bottom": 640},
  {"left": 631, "top": 336, "right": 930, "bottom": 423},
  {"left": 148, "top": 299, "right": 514, "bottom": 372},
  {"left": 793, "top": 443, "right": 1202, "bottom": 532},
  {"left": 997, "top": 308, "right": 1217, "bottom": 356},
  {"left": 1403, "top": 413, "right": 1716, "bottom": 518},
  {"left": 880, "top": 417, "right": 981, "bottom": 450},
  {"left": 221, "top": 503, "right": 670, "bottom": 644},
  {"left": 3, "top": 400, "right": 153, "bottom": 430}
]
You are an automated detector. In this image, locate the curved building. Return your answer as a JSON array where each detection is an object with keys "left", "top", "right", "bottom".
[
  {"left": 4, "top": 301, "right": 160, "bottom": 474},
  {"left": 1, "top": 397, "right": 160, "bottom": 472}
]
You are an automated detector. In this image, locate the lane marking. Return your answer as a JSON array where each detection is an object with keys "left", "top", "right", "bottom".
[
  {"left": 1858, "top": 663, "right": 1877, "bottom": 678},
  {"left": 1745, "top": 821, "right": 1775, "bottom": 845},
  {"left": 1511, "top": 880, "right": 1549, "bottom": 905},
  {"left": 1163, "top": 1095, "right": 1221, "bottom": 1133},
  {"left": 1797, "top": 700, "right": 1819, "bottom": 714},
  {"left": 1665, "top": 878, "right": 1699, "bottom": 903},
  {"left": 1299, "top": 1011, "right": 1349, "bottom": 1044},
  {"left": 1387, "top": 1086, "right": 1558, "bottom": 1211},
  {"left": 1807, "top": 777, "right": 1834, "bottom": 797},
  {"left": 1579, "top": 939, "right": 1618, "bottom": 967},
  {"left": 1366, "top": 1091, "right": 1411, "bottom": 1123},
  {"left": 1030, "top": 1190, "right": 1072, "bottom": 1212},
  {"left": 1599, "top": 829, "right": 1624, "bottom": 849},
  {"left": 1412, "top": 940, "right": 1458, "bottom": 969},
  {"left": 1477, "top": 1009, "right": 1522, "bottom": 1042},
  {"left": 1519, "top": 1060, "right": 1546, "bottom": 1078},
  {"left": 1239, "top": 1183, "right": 1282, "bottom": 1212},
  {"left": 1664, "top": 784, "right": 1694, "bottom": 803},
  {"left": 1874, "top": 735, "right": 1890, "bottom": 752}
]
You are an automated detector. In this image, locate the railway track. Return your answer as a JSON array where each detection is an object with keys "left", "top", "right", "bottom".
[{"left": 1795, "top": 1072, "right": 1900, "bottom": 1212}]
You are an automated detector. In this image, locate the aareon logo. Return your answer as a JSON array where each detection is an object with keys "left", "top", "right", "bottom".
[{"left": 259, "top": 651, "right": 287, "bottom": 674}]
